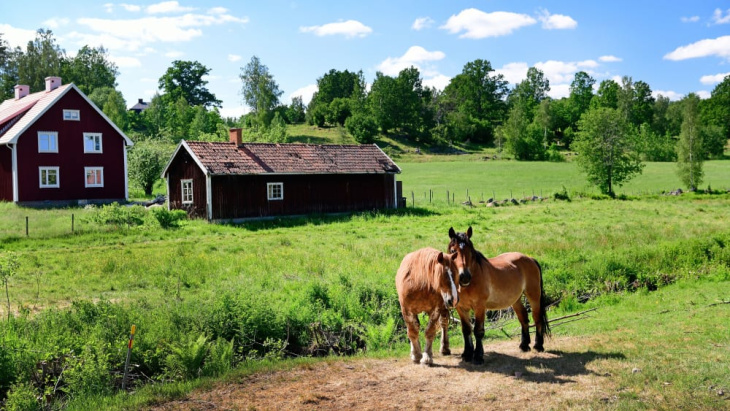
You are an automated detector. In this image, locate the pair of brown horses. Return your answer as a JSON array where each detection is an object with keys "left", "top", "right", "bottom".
[{"left": 395, "top": 226, "right": 550, "bottom": 366}]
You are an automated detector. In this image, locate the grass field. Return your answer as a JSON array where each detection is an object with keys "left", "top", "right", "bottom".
[{"left": 1, "top": 155, "right": 729, "bottom": 409}]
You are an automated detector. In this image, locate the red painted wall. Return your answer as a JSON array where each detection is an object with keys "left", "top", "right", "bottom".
[
  {"left": 15, "top": 89, "right": 128, "bottom": 203},
  {"left": 0, "top": 145, "right": 12, "bottom": 201}
]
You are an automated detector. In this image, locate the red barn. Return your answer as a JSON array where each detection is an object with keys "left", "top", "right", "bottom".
[
  {"left": 162, "top": 129, "right": 402, "bottom": 221},
  {"left": 0, "top": 77, "right": 133, "bottom": 205}
]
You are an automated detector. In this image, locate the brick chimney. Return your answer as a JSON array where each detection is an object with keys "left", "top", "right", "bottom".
[
  {"left": 14, "top": 85, "right": 30, "bottom": 100},
  {"left": 45, "top": 76, "right": 62, "bottom": 92},
  {"left": 229, "top": 128, "right": 242, "bottom": 146}
]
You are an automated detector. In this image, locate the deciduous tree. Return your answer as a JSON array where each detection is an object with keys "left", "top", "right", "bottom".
[
  {"left": 240, "top": 56, "right": 283, "bottom": 127},
  {"left": 676, "top": 93, "right": 704, "bottom": 190},
  {"left": 159, "top": 60, "right": 221, "bottom": 108}
]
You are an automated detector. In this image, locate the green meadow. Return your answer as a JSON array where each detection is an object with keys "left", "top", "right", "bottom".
[{"left": 0, "top": 158, "right": 729, "bottom": 409}]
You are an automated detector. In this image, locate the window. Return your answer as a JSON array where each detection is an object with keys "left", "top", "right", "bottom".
[
  {"left": 85, "top": 167, "right": 104, "bottom": 188},
  {"left": 39, "top": 167, "right": 59, "bottom": 188},
  {"left": 267, "top": 182, "right": 283, "bottom": 200},
  {"left": 181, "top": 179, "right": 193, "bottom": 204},
  {"left": 63, "top": 109, "right": 80, "bottom": 121},
  {"left": 38, "top": 132, "right": 58, "bottom": 153},
  {"left": 83, "top": 133, "right": 103, "bottom": 153}
]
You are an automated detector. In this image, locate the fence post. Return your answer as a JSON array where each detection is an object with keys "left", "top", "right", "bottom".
[
  {"left": 411, "top": 191, "right": 414, "bottom": 207},
  {"left": 122, "top": 324, "right": 136, "bottom": 390},
  {"left": 71, "top": 214, "right": 75, "bottom": 234},
  {"left": 447, "top": 190, "right": 450, "bottom": 205},
  {"left": 25, "top": 216, "right": 28, "bottom": 237}
]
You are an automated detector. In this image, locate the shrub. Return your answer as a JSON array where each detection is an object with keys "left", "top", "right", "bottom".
[
  {"left": 151, "top": 208, "right": 187, "bottom": 228},
  {"left": 364, "top": 317, "right": 396, "bottom": 352},
  {"left": 345, "top": 112, "right": 378, "bottom": 144},
  {"left": 165, "top": 334, "right": 209, "bottom": 380},
  {"left": 545, "top": 143, "right": 565, "bottom": 162},
  {"left": 85, "top": 203, "right": 147, "bottom": 227},
  {"left": 4, "top": 382, "right": 39, "bottom": 411},
  {"left": 553, "top": 185, "right": 571, "bottom": 201}
]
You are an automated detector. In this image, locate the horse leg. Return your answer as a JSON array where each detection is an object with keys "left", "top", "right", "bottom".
[
  {"left": 403, "top": 310, "right": 422, "bottom": 363},
  {"left": 512, "top": 299, "right": 531, "bottom": 352},
  {"left": 456, "top": 307, "right": 473, "bottom": 361},
  {"left": 421, "top": 310, "right": 442, "bottom": 366},
  {"left": 439, "top": 308, "right": 451, "bottom": 355},
  {"left": 472, "top": 307, "right": 486, "bottom": 365},
  {"left": 528, "top": 294, "right": 546, "bottom": 352}
]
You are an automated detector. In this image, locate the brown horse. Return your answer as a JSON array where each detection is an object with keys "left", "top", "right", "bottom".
[
  {"left": 448, "top": 227, "right": 550, "bottom": 365},
  {"left": 395, "top": 247, "right": 463, "bottom": 366}
]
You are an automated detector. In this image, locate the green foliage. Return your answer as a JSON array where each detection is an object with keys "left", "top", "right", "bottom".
[
  {"left": 345, "top": 111, "right": 378, "bottom": 144},
  {"left": 553, "top": 185, "right": 571, "bottom": 201},
  {"left": 365, "top": 317, "right": 396, "bottom": 351},
  {"left": 84, "top": 203, "right": 147, "bottom": 227},
  {"left": 637, "top": 122, "right": 676, "bottom": 162},
  {"left": 676, "top": 93, "right": 704, "bottom": 190},
  {"left": 501, "top": 103, "right": 546, "bottom": 160},
  {"left": 128, "top": 141, "right": 171, "bottom": 196},
  {"left": 574, "top": 107, "right": 644, "bottom": 196},
  {"left": 286, "top": 96, "right": 306, "bottom": 124},
  {"left": 239, "top": 56, "right": 283, "bottom": 128},
  {"left": 166, "top": 334, "right": 209, "bottom": 380},
  {"left": 151, "top": 208, "right": 187, "bottom": 229},
  {"left": 545, "top": 143, "right": 565, "bottom": 162},
  {"left": 4, "top": 382, "right": 39, "bottom": 411},
  {"left": 60, "top": 45, "right": 118, "bottom": 96},
  {"left": 202, "top": 338, "right": 234, "bottom": 377},
  {"left": 158, "top": 60, "right": 221, "bottom": 108}
]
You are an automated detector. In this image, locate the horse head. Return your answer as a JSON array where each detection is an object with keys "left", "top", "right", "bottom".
[
  {"left": 448, "top": 226, "right": 474, "bottom": 287},
  {"left": 437, "top": 251, "right": 460, "bottom": 308}
]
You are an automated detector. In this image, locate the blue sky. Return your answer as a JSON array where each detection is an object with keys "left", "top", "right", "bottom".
[{"left": 2, "top": 1, "right": 730, "bottom": 118}]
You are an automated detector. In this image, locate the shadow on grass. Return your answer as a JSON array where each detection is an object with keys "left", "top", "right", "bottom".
[
  {"left": 229, "top": 207, "right": 440, "bottom": 232},
  {"left": 435, "top": 349, "right": 625, "bottom": 384}
]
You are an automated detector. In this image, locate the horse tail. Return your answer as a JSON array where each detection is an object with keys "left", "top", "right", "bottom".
[{"left": 534, "top": 258, "right": 551, "bottom": 338}]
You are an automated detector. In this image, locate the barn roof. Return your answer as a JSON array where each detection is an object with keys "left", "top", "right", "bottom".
[
  {"left": 0, "top": 83, "right": 133, "bottom": 146},
  {"left": 164, "top": 140, "right": 401, "bottom": 177}
]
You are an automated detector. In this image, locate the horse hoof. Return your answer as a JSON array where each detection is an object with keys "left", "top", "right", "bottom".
[
  {"left": 411, "top": 354, "right": 422, "bottom": 363},
  {"left": 461, "top": 352, "right": 473, "bottom": 361},
  {"left": 534, "top": 345, "right": 544, "bottom": 353},
  {"left": 519, "top": 344, "right": 531, "bottom": 352},
  {"left": 441, "top": 348, "right": 451, "bottom": 355},
  {"left": 472, "top": 356, "right": 484, "bottom": 365},
  {"left": 420, "top": 357, "right": 433, "bottom": 366}
]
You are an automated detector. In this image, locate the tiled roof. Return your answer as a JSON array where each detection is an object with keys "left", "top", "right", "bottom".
[
  {"left": 182, "top": 141, "right": 400, "bottom": 175},
  {"left": 0, "top": 84, "right": 133, "bottom": 146}
]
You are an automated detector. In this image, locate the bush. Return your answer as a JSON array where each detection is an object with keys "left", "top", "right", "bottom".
[
  {"left": 545, "top": 143, "right": 565, "bottom": 162},
  {"left": 345, "top": 112, "right": 378, "bottom": 144},
  {"left": 151, "top": 208, "right": 187, "bottom": 228},
  {"left": 85, "top": 203, "right": 147, "bottom": 227},
  {"left": 4, "top": 382, "right": 39, "bottom": 411},
  {"left": 553, "top": 185, "right": 571, "bottom": 201}
]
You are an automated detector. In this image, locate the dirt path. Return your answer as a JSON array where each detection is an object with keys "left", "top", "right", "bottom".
[{"left": 154, "top": 337, "right": 623, "bottom": 410}]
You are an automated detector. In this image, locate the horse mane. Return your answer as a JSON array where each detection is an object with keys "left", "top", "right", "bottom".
[{"left": 403, "top": 248, "right": 447, "bottom": 292}]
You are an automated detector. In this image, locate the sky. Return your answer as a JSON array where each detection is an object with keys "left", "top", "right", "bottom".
[{"left": 2, "top": 1, "right": 730, "bottom": 118}]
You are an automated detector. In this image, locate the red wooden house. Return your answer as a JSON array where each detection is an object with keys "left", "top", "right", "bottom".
[
  {"left": 0, "top": 77, "right": 133, "bottom": 205},
  {"left": 162, "top": 129, "right": 402, "bottom": 221}
]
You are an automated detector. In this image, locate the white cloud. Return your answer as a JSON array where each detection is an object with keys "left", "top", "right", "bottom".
[
  {"left": 599, "top": 55, "right": 622, "bottom": 62},
  {"left": 697, "top": 90, "right": 711, "bottom": 99},
  {"left": 412, "top": 17, "right": 434, "bottom": 31},
  {"left": 537, "top": 9, "right": 577, "bottom": 30},
  {"left": 700, "top": 72, "right": 730, "bottom": 85},
  {"left": 146, "top": 1, "right": 194, "bottom": 14},
  {"left": 549, "top": 83, "right": 571, "bottom": 99},
  {"left": 376, "top": 45, "right": 445, "bottom": 76},
  {"left": 423, "top": 74, "right": 451, "bottom": 90},
  {"left": 712, "top": 8, "right": 730, "bottom": 25},
  {"left": 121, "top": 3, "right": 141, "bottom": 12},
  {"left": 534, "top": 59, "right": 598, "bottom": 84},
  {"left": 68, "top": 12, "right": 249, "bottom": 52},
  {"left": 104, "top": 3, "right": 114, "bottom": 13},
  {"left": 441, "top": 8, "right": 536, "bottom": 39},
  {"left": 228, "top": 54, "right": 242, "bottom": 62},
  {"left": 299, "top": 20, "right": 372, "bottom": 38},
  {"left": 0, "top": 24, "right": 37, "bottom": 48},
  {"left": 42, "top": 18, "right": 70, "bottom": 29},
  {"left": 219, "top": 106, "right": 249, "bottom": 119},
  {"left": 664, "top": 35, "right": 730, "bottom": 60},
  {"left": 109, "top": 55, "right": 142, "bottom": 68},
  {"left": 681, "top": 16, "right": 699, "bottom": 23},
  {"left": 495, "top": 62, "right": 529, "bottom": 84},
  {"left": 208, "top": 7, "right": 228, "bottom": 15},
  {"left": 164, "top": 50, "right": 184, "bottom": 58},
  {"left": 289, "top": 84, "right": 318, "bottom": 106},
  {"left": 652, "top": 90, "right": 683, "bottom": 101}
]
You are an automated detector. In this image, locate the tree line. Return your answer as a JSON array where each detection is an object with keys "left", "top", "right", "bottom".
[{"left": 2, "top": 29, "right": 729, "bottom": 197}]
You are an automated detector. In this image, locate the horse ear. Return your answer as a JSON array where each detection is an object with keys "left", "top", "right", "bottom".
[
  {"left": 450, "top": 252, "right": 458, "bottom": 261},
  {"left": 467, "top": 226, "right": 473, "bottom": 239},
  {"left": 448, "top": 227, "right": 456, "bottom": 239},
  {"left": 437, "top": 252, "right": 445, "bottom": 263}
]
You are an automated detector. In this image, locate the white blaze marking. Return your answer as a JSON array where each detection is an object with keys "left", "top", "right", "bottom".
[{"left": 446, "top": 267, "right": 458, "bottom": 305}]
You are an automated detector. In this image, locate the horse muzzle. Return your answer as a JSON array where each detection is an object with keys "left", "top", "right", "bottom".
[{"left": 459, "top": 270, "right": 472, "bottom": 287}]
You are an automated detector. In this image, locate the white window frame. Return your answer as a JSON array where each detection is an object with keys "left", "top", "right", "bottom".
[
  {"left": 39, "top": 167, "right": 60, "bottom": 188},
  {"left": 84, "top": 167, "right": 104, "bottom": 188},
  {"left": 63, "top": 109, "right": 80, "bottom": 121},
  {"left": 181, "top": 179, "right": 193, "bottom": 204},
  {"left": 267, "top": 182, "right": 283, "bottom": 201},
  {"left": 38, "top": 131, "right": 58, "bottom": 153},
  {"left": 83, "top": 133, "right": 103, "bottom": 153}
]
